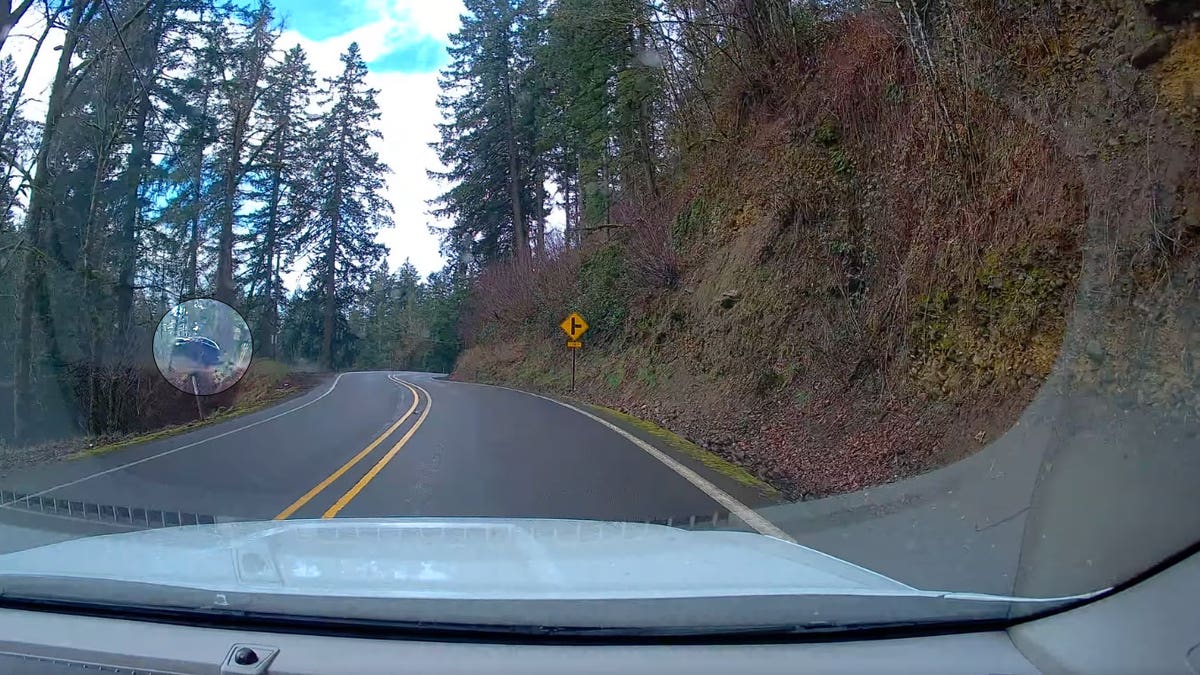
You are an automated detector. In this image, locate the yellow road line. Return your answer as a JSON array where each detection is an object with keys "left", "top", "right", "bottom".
[
  {"left": 273, "top": 379, "right": 419, "bottom": 520},
  {"left": 322, "top": 379, "right": 433, "bottom": 518}
]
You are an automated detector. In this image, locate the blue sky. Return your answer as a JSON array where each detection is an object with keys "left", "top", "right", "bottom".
[
  {"left": 274, "top": 0, "right": 373, "bottom": 42},
  {"left": 273, "top": 0, "right": 453, "bottom": 75}
]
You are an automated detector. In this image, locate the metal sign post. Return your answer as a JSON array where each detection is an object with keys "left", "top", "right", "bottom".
[{"left": 560, "top": 313, "right": 589, "bottom": 392}]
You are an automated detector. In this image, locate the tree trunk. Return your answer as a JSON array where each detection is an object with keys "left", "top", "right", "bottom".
[
  {"left": 321, "top": 135, "right": 346, "bottom": 371},
  {"left": 116, "top": 86, "right": 154, "bottom": 333},
  {"left": 562, "top": 179, "right": 572, "bottom": 248},
  {"left": 534, "top": 167, "right": 546, "bottom": 260},
  {"left": 257, "top": 154, "right": 282, "bottom": 357},
  {"left": 214, "top": 114, "right": 246, "bottom": 305},
  {"left": 267, "top": 248, "right": 281, "bottom": 358},
  {"left": 214, "top": 9, "right": 270, "bottom": 305},
  {"left": 185, "top": 203, "right": 201, "bottom": 296},
  {"left": 320, "top": 214, "right": 338, "bottom": 370},
  {"left": 575, "top": 155, "right": 586, "bottom": 245},
  {"left": 13, "top": 0, "right": 88, "bottom": 440},
  {"left": 503, "top": 69, "right": 525, "bottom": 262},
  {"left": 185, "top": 92, "right": 210, "bottom": 298},
  {"left": 82, "top": 154, "right": 110, "bottom": 433}
]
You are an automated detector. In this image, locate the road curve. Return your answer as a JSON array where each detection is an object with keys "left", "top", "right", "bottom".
[{"left": 0, "top": 372, "right": 774, "bottom": 552}]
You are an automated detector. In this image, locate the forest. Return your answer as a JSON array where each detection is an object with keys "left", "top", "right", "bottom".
[{"left": 0, "top": 0, "right": 462, "bottom": 443}]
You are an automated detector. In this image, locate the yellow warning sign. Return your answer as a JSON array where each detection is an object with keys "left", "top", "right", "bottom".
[
  {"left": 566, "top": 340, "right": 582, "bottom": 349},
  {"left": 559, "top": 312, "right": 589, "bottom": 341}
]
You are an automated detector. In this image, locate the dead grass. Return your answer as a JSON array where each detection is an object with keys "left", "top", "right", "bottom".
[{"left": 1157, "top": 27, "right": 1200, "bottom": 119}]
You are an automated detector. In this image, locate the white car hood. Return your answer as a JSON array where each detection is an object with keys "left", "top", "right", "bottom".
[{"left": 0, "top": 518, "right": 916, "bottom": 601}]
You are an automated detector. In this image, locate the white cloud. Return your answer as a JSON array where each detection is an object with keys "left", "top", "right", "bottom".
[
  {"left": 365, "top": 0, "right": 465, "bottom": 43},
  {"left": 277, "top": 0, "right": 464, "bottom": 282}
]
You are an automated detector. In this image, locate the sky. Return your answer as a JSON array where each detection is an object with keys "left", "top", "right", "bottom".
[
  {"left": 273, "top": 0, "right": 464, "bottom": 280},
  {"left": 2, "top": 0, "right": 464, "bottom": 281}
]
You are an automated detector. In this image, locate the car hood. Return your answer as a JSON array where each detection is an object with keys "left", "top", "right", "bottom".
[{"left": 0, "top": 518, "right": 919, "bottom": 601}]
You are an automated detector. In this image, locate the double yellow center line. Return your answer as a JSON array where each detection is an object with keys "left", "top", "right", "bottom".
[{"left": 273, "top": 376, "right": 432, "bottom": 520}]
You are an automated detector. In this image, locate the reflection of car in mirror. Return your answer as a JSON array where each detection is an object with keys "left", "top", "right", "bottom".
[
  {"left": 167, "top": 337, "right": 222, "bottom": 394},
  {"left": 169, "top": 337, "right": 221, "bottom": 369}
]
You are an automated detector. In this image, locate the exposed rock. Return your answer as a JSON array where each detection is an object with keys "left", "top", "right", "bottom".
[
  {"left": 1130, "top": 34, "right": 1173, "bottom": 69},
  {"left": 1086, "top": 339, "right": 1106, "bottom": 363},
  {"left": 718, "top": 289, "right": 743, "bottom": 309}
]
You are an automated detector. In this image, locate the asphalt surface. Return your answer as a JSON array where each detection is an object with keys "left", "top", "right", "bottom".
[
  {"left": 0, "top": 372, "right": 777, "bottom": 555},
  {"left": 2, "top": 369, "right": 1194, "bottom": 600}
]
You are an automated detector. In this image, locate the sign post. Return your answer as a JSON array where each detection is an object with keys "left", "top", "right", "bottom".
[{"left": 559, "top": 312, "right": 589, "bottom": 392}]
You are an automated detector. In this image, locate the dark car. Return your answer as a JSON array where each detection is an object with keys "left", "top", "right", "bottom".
[{"left": 168, "top": 337, "right": 221, "bottom": 370}]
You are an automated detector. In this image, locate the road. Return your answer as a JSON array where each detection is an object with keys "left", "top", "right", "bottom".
[
  {"left": 0, "top": 372, "right": 781, "bottom": 554},
  {"left": 1, "top": 370, "right": 1188, "bottom": 600}
]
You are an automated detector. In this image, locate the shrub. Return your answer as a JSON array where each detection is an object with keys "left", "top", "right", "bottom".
[{"left": 578, "top": 243, "right": 630, "bottom": 340}]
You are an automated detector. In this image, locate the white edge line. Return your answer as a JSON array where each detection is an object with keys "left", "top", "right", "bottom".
[
  {"left": 451, "top": 380, "right": 795, "bottom": 543},
  {"left": 8, "top": 372, "right": 356, "bottom": 503}
]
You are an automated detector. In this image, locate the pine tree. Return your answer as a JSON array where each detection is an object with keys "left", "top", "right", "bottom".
[
  {"left": 13, "top": 0, "right": 98, "bottom": 440},
  {"left": 211, "top": 1, "right": 277, "bottom": 305},
  {"left": 157, "top": 1, "right": 224, "bottom": 299},
  {"left": 302, "top": 42, "right": 392, "bottom": 370},
  {"left": 241, "top": 44, "right": 317, "bottom": 358},
  {"left": 0, "top": 53, "right": 36, "bottom": 389},
  {"left": 431, "top": 0, "right": 537, "bottom": 267},
  {"left": 0, "top": 54, "right": 34, "bottom": 230},
  {"left": 541, "top": 0, "right": 657, "bottom": 230}
]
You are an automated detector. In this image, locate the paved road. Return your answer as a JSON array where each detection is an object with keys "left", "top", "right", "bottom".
[
  {"left": 0, "top": 372, "right": 779, "bottom": 554},
  {"left": 2, "top": 369, "right": 1192, "bottom": 600}
]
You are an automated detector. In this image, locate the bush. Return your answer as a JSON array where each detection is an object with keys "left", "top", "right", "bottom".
[{"left": 577, "top": 243, "right": 630, "bottom": 341}]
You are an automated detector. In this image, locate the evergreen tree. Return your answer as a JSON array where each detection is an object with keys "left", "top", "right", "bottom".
[
  {"left": 301, "top": 42, "right": 392, "bottom": 370},
  {"left": 240, "top": 44, "right": 317, "bottom": 358},
  {"left": 540, "top": 0, "right": 660, "bottom": 229},
  {"left": 156, "top": 1, "right": 224, "bottom": 299},
  {"left": 211, "top": 1, "right": 277, "bottom": 305},
  {"left": 431, "top": 0, "right": 537, "bottom": 267},
  {"left": 418, "top": 267, "right": 467, "bottom": 373}
]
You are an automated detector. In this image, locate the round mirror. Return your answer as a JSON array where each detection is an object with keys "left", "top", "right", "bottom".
[{"left": 153, "top": 299, "right": 253, "bottom": 396}]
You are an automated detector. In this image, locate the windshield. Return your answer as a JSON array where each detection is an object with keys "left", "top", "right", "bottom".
[{"left": 0, "top": 0, "right": 1196, "bottom": 637}]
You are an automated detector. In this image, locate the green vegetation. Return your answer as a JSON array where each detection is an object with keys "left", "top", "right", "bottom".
[
  {"left": 673, "top": 198, "right": 712, "bottom": 245},
  {"left": 604, "top": 369, "right": 624, "bottom": 389},
  {"left": 577, "top": 244, "right": 630, "bottom": 340},
  {"left": 910, "top": 248, "right": 1072, "bottom": 398},
  {"left": 635, "top": 365, "right": 659, "bottom": 388}
]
